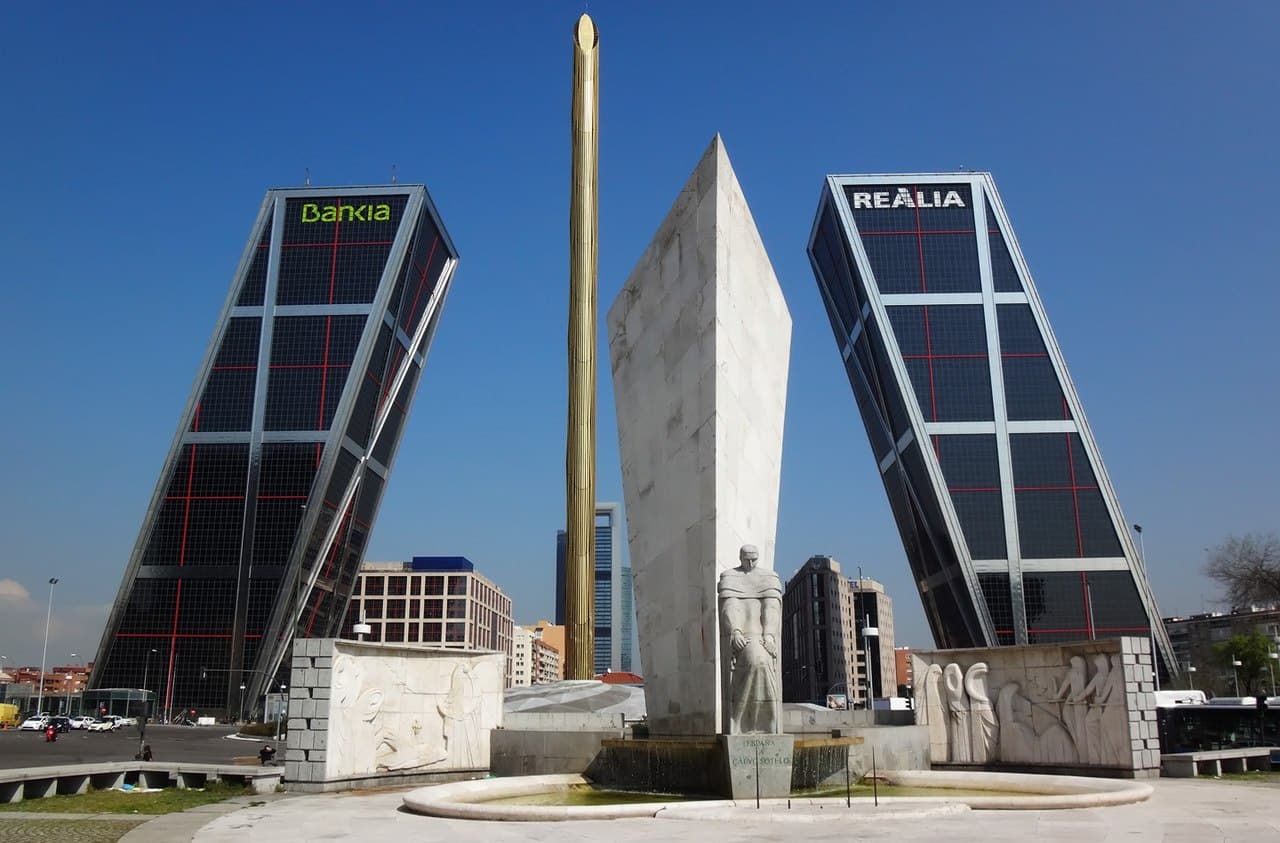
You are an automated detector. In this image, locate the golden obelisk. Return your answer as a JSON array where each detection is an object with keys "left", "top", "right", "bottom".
[{"left": 565, "top": 13, "right": 599, "bottom": 680}]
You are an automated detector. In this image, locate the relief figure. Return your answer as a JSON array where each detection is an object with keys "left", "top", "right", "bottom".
[
  {"left": 964, "top": 662, "right": 998, "bottom": 763},
  {"left": 943, "top": 663, "right": 971, "bottom": 763}
]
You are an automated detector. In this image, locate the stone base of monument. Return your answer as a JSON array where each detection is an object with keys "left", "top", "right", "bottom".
[
  {"left": 718, "top": 734, "right": 795, "bottom": 800},
  {"left": 584, "top": 738, "right": 724, "bottom": 795}
]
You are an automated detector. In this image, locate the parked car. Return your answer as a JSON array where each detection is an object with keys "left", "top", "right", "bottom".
[
  {"left": 113, "top": 715, "right": 138, "bottom": 727},
  {"left": 68, "top": 716, "right": 95, "bottom": 730},
  {"left": 49, "top": 716, "right": 72, "bottom": 733},
  {"left": 19, "top": 716, "right": 49, "bottom": 731},
  {"left": 86, "top": 718, "right": 116, "bottom": 732}
]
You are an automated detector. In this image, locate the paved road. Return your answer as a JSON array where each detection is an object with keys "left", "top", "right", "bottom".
[{"left": 0, "top": 725, "right": 253, "bottom": 769}]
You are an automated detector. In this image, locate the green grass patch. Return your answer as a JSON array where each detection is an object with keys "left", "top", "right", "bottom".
[
  {"left": 0, "top": 781, "right": 248, "bottom": 815},
  {"left": 1217, "top": 770, "right": 1280, "bottom": 786},
  {"left": 238, "top": 721, "right": 283, "bottom": 738}
]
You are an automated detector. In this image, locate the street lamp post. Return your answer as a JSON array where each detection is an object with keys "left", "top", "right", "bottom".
[
  {"left": 142, "top": 648, "right": 158, "bottom": 718},
  {"left": 1231, "top": 655, "right": 1242, "bottom": 697},
  {"left": 1269, "top": 652, "right": 1278, "bottom": 697},
  {"left": 239, "top": 683, "right": 247, "bottom": 724},
  {"left": 1186, "top": 664, "right": 1197, "bottom": 691},
  {"left": 36, "top": 577, "right": 58, "bottom": 716},
  {"left": 276, "top": 683, "right": 288, "bottom": 742},
  {"left": 863, "top": 624, "right": 880, "bottom": 708}
]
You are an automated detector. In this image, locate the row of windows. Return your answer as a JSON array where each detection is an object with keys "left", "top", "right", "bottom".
[
  {"left": 355, "top": 574, "right": 472, "bottom": 596},
  {"left": 354, "top": 597, "right": 468, "bottom": 619}
]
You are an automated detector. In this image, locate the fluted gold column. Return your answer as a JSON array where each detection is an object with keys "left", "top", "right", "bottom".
[{"left": 565, "top": 13, "right": 599, "bottom": 681}]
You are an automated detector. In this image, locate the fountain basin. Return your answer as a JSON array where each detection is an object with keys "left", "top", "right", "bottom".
[{"left": 401, "top": 769, "right": 1152, "bottom": 821}]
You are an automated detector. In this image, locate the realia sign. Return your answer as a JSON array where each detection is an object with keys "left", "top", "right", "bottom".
[{"left": 850, "top": 188, "right": 966, "bottom": 210}]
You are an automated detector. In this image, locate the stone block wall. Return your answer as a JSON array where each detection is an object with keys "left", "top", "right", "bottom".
[
  {"left": 912, "top": 637, "right": 1161, "bottom": 777},
  {"left": 284, "top": 637, "right": 334, "bottom": 785},
  {"left": 284, "top": 638, "right": 504, "bottom": 788}
]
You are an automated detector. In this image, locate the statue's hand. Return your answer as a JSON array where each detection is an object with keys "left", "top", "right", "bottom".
[
  {"left": 731, "top": 629, "right": 747, "bottom": 653},
  {"left": 762, "top": 634, "right": 777, "bottom": 658}
]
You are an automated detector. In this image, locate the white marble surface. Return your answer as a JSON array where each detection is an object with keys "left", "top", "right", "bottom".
[
  {"left": 324, "top": 641, "right": 503, "bottom": 779},
  {"left": 194, "top": 777, "right": 1280, "bottom": 843},
  {"left": 608, "top": 135, "right": 791, "bottom": 736},
  {"left": 912, "top": 637, "right": 1160, "bottom": 773}
]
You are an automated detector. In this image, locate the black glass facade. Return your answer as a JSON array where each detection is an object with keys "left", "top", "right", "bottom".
[
  {"left": 92, "top": 186, "right": 458, "bottom": 716},
  {"left": 808, "top": 174, "right": 1173, "bottom": 670}
]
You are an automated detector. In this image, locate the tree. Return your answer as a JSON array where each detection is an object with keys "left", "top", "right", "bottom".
[
  {"left": 1204, "top": 532, "right": 1280, "bottom": 609},
  {"left": 1210, "top": 632, "right": 1273, "bottom": 697}
]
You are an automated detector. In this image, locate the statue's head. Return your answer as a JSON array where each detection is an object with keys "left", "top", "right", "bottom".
[{"left": 739, "top": 544, "right": 760, "bottom": 570}]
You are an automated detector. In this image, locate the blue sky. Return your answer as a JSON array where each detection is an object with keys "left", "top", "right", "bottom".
[{"left": 1, "top": 2, "right": 1277, "bottom": 668}]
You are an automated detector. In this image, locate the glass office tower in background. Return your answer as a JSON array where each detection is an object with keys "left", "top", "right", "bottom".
[
  {"left": 555, "top": 502, "right": 633, "bottom": 674},
  {"left": 91, "top": 186, "right": 458, "bottom": 716},
  {"left": 807, "top": 173, "right": 1175, "bottom": 675}
]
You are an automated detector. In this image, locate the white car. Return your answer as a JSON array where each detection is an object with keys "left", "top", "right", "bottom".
[
  {"left": 68, "top": 716, "right": 95, "bottom": 730},
  {"left": 113, "top": 715, "right": 138, "bottom": 727},
  {"left": 87, "top": 718, "right": 116, "bottom": 732},
  {"left": 19, "top": 716, "right": 49, "bottom": 731}
]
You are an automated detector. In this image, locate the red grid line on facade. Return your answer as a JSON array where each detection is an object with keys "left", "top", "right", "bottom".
[
  {"left": 859, "top": 230, "right": 976, "bottom": 236},
  {"left": 1065, "top": 433, "right": 1084, "bottom": 556},
  {"left": 380, "top": 346, "right": 406, "bottom": 411},
  {"left": 278, "top": 362, "right": 351, "bottom": 371},
  {"left": 912, "top": 187, "right": 940, "bottom": 422},
  {"left": 1013, "top": 484, "right": 1099, "bottom": 493},
  {"left": 211, "top": 363, "right": 355, "bottom": 372},
  {"left": 322, "top": 498, "right": 371, "bottom": 530},
  {"left": 304, "top": 504, "right": 353, "bottom": 635},
  {"left": 948, "top": 487, "right": 1002, "bottom": 493},
  {"left": 1027, "top": 627, "right": 1152, "bottom": 634},
  {"left": 165, "top": 401, "right": 201, "bottom": 711},
  {"left": 403, "top": 236, "right": 441, "bottom": 336},
  {"left": 317, "top": 200, "right": 342, "bottom": 432},
  {"left": 164, "top": 495, "right": 244, "bottom": 501},
  {"left": 117, "top": 633, "right": 262, "bottom": 639},
  {"left": 904, "top": 353, "right": 987, "bottom": 361},
  {"left": 281, "top": 240, "right": 392, "bottom": 249},
  {"left": 1081, "top": 571, "right": 1094, "bottom": 637}
]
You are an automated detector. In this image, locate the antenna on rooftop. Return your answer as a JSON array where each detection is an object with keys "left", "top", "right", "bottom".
[
  {"left": 304, "top": 167, "right": 311, "bottom": 186},
  {"left": 391, "top": 164, "right": 398, "bottom": 184}
]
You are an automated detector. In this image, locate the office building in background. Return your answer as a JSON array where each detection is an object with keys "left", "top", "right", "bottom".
[
  {"left": 344, "top": 557, "right": 514, "bottom": 687},
  {"left": 92, "top": 186, "right": 459, "bottom": 716},
  {"left": 512, "top": 624, "right": 564, "bottom": 687},
  {"left": 807, "top": 173, "right": 1175, "bottom": 674},
  {"left": 555, "top": 502, "right": 633, "bottom": 673},
  {"left": 781, "top": 556, "right": 895, "bottom": 707}
]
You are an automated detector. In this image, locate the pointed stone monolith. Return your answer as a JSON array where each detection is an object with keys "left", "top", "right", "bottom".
[{"left": 608, "top": 136, "right": 791, "bottom": 736}]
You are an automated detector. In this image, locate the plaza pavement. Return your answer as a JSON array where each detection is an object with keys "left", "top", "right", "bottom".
[{"left": 191, "top": 777, "right": 1280, "bottom": 843}]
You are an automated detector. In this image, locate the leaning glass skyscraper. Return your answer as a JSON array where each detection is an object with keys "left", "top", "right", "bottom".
[
  {"left": 90, "top": 185, "right": 458, "bottom": 716},
  {"left": 807, "top": 173, "right": 1175, "bottom": 675}
]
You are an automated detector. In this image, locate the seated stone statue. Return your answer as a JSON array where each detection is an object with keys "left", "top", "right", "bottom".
[{"left": 718, "top": 544, "right": 783, "bottom": 734}]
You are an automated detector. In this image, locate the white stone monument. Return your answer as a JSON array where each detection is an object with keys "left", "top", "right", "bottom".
[
  {"left": 608, "top": 135, "right": 791, "bottom": 737},
  {"left": 286, "top": 639, "right": 504, "bottom": 789}
]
